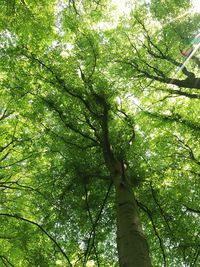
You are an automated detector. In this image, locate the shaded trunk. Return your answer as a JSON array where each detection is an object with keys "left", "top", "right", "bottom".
[
  {"left": 97, "top": 93, "right": 151, "bottom": 266},
  {"left": 114, "top": 173, "right": 151, "bottom": 267}
]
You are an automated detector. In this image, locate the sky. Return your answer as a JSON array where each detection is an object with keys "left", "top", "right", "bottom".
[
  {"left": 192, "top": 0, "right": 200, "bottom": 13},
  {"left": 112, "top": 0, "right": 200, "bottom": 14}
]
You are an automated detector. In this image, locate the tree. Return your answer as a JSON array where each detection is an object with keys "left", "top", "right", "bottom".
[{"left": 0, "top": 0, "right": 199, "bottom": 266}]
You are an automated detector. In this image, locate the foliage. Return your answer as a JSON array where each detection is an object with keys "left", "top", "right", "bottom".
[{"left": 0, "top": 0, "right": 199, "bottom": 266}]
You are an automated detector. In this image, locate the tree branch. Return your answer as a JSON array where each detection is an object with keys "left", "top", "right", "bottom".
[
  {"left": 136, "top": 200, "right": 167, "bottom": 267},
  {"left": 0, "top": 213, "right": 72, "bottom": 266},
  {"left": 83, "top": 181, "right": 113, "bottom": 266}
]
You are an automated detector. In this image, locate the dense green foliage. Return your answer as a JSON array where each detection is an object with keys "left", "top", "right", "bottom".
[{"left": 0, "top": 0, "right": 199, "bottom": 266}]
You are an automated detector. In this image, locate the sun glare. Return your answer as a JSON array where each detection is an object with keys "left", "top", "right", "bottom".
[
  {"left": 192, "top": 0, "right": 200, "bottom": 13},
  {"left": 112, "top": 0, "right": 134, "bottom": 16}
]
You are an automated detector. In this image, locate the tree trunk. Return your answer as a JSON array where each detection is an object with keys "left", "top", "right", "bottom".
[
  {"left": 114, "top": 174, "right": 151, "bottom": 267},
  {"left": 97, "top": 93, "right": 151, "bottom": 266}
]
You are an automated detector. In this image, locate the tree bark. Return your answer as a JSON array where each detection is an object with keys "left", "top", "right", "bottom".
[
  {"left": 97, "top": 93, "right": 151, "bottom": 266},
  {"left": 114, "top": 172, "right": 151, "bottom": 267}
]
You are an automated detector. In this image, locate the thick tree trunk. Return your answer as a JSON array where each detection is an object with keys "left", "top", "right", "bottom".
[
  {"left": 114, "top": 175, "right": 151, "bottom": 267},
  {"left": 97, "top": 93, "right": 151, "bottom": 266}
]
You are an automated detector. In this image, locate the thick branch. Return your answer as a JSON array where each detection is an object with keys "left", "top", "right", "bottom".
[
  {"left": 95, "top": 94, "right": 119, "bottom": 172},
  {"left": 144, "top": 110, "right": 200, "bottom": 132},
  {"left": 184, "top": 206, "right": 200, "bottom": 214},
  {"left": 38, "top": 96, "right": 98, "bottom": 145},
  {"left": 157, "top": 87, "right": 200, "bottom": 99},
  {"left": 134, "top": 17, "right": 197, "bottom": 78}
]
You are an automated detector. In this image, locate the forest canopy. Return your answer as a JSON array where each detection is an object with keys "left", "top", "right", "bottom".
[{"left": 0, "top": 0, "right": 200, "bottom": 266}]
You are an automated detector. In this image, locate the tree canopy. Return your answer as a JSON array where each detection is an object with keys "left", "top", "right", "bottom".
[{"left": 0, "top": 0, "right": 199, "bottom": 266}]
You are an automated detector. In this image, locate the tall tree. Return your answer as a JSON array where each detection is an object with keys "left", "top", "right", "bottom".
[{"left": 0, "top": 0, "right": 199, "bottom": 266}]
